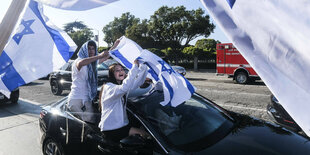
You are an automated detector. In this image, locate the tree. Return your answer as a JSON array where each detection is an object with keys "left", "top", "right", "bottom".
[
  {"left": 148, "top": 6, "right": 215, "bottom": 64},
  {"left": 64, "top": 21, "right": 87, "bottom": 33},
  {"left": 195, "top": 38, "right": 219, "bottom": 64},
  {"left": 195, "top": 38, "right": 219, "bottom": 54},
  {"left": 147, "top": 48, "right": 166, "bottom": 58},
  {"left": 182, "top": 46, "right": 204, "bottom": 70},
  {"left": 64, "top": 21, "right": 94, "bottom": 59},
  {"left": 126, "top": 19, "right": 157, "bottom": 48},
  {"left": 102, "top": 12, "right": 139, "bottom": 46}
]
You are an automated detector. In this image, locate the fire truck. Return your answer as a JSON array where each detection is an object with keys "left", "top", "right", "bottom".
[{"left": 216, "top": 43, "right": 260, "bottom": 84}]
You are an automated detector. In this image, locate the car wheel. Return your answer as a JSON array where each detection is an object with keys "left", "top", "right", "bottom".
[
  {"left": 235, "top": 72, "right": 248, "bottom": 84},
  {"left": 51, "top": 80, "right": 63, "bottom": 95},
  {"left": 43, "top": 138, "right": 64, "bottom": 155}
]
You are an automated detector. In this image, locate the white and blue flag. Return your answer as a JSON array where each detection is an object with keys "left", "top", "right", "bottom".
[
  {"left": 0, "top": 0, "right": 76, "bottom": 97},
  {"left": 36, "top": 0, "right": 119, "bottom": 11},
  {"left": 201, "top": 0, "right": 310, "bottom": 136},
  {"left": 110, "top": 36, "right": 195, "bottom": 107}
]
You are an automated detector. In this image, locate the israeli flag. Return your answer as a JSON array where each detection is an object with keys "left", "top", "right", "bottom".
[
  {"left": 110, "top": 36, "right": 195, "bottom": 107},
  {"left": 201, "top": 0, "right": 310, "bottom": 136},
  {"left": 0, "top": 0, "right": 76, "bottom": 97},
  {"left": 36, "top": 0, "right": 119, "bottom": 11}
]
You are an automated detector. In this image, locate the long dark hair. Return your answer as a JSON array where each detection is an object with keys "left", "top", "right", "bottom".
[
  {"left": 108, "top": 63, "right": 122, "bottom": 85},
  {"left": 98, "top": 63, "right": 123, "bottom": 111}
]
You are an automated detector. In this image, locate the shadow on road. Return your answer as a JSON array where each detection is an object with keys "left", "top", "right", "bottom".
[
  {"left": 23, "top": 81, "right": 44, "bottom": 86},
  {"left": 244, "top": 81, "right": 266, "bottom": 86},
  {"left": 187, "top": 78, "right": 207, "bottom": 81},
  {"left": 0, "top": 99, "right": 42, "bottom": 118},
  {"left": 221, "top": 80, "right": 266, "bottom": 86}
]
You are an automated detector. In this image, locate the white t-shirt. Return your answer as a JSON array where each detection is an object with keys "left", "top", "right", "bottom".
[
  {"left": 99, "top": 64, "right": 148, "bottom": 131},
  {"left": 68, "top": 59, "right": 90, "bottom": 101}
]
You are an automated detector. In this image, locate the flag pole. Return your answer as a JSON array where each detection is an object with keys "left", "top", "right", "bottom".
[{"left": 0, "top": 0, "right": 27, "bottom": 56}]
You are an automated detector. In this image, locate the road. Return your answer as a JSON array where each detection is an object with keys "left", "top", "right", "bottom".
[{"left": 0, "top": 70, "right": 272, "bottom": 155}]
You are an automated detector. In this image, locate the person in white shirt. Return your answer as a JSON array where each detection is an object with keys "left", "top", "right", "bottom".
[
  {"left": 98, "top": 59, "right": 149, "bottom": 142},
  {"left": 68, "top": 40, "right": 119, "bottom": 124}
]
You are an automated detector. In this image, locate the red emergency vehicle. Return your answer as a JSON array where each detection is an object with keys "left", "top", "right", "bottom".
[{"left": 216, "top": 43, "right": 260, "bottom": 84}]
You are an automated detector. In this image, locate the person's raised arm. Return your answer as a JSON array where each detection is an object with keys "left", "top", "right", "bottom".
[
  {"left": 98, "top": 39, "right": 120, "bottom": 64},
  {"left": 131, "top": 63, "right": 148, "bottom": 90},
  {"left": 76, "top": 51, "right": 109, "bottom": 71}
]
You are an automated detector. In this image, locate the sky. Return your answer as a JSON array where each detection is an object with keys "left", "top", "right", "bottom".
[{"left": 0, "top": 0, "right": 230, "bottom": 47}]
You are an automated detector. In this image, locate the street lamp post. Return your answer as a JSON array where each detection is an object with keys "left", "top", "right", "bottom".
[{"left": 93, "top": 28, "right": 99, "bottom": 47}]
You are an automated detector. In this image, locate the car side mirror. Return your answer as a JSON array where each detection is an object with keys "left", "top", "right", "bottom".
[{"left": 120, "top": 134, "right": 146, "bottom": 148}]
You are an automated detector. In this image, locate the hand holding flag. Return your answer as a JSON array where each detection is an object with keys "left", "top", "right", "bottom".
[{"left": 109, "top": 36, "right": 195, "bottom": 107}]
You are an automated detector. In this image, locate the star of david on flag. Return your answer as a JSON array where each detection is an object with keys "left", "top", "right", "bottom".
[
  {"left": 158, "top": 60, "right": 174, "bottom": 75},
  {"left": 109, "top": 36, "right": 195, "bottom": 107},
  {"left": 13, "top": 19, "right": 35, "bottom": 44},
  {"left": 226, "top": 0, "right": 236, "bottom": 8},
  {"left": 0, "top": 0, "right": 76, "bottom": 97}
]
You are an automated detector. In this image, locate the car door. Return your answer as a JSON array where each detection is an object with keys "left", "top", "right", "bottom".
[{"left": 57, "top": 103, "right": 95, "bottom": 154}]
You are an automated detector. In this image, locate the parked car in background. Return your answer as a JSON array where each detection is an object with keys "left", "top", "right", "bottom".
[
  {"left": 102, "top": 59, "right": 118, "bottom": 67},
  {"left": 267, "top": 95, "right": 303, "bottom": 134},
  {"left": 0, "top": 88, "right": 19, "bottom": 104},
  {"left": 39, "top": 87, "right": 310, "bottom": 155},
  {"left": 172, "top": 65, "right": 186, "bottom": 76},
  {"left": 49, "top": 60, "right": 109, "bottom": 95}
]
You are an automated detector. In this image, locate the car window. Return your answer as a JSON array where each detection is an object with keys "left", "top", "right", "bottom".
[
  {"left": 60, "top": 63, "right": 69, "bottom": 70},
  {"left": 131, "top": 91, "right": 233, "bottom": 148},
  {"left": 65, "top": 62, "right": 72, "bottom": 71},
  {"left": 97, "top": 63, "right": 109, "bottom": 71}
]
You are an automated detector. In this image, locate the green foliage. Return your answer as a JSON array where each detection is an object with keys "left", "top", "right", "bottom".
[
  {"left": 98, "top": 46, "right": 109, "bottom": 53},
  {"left": 64, "top": 21, "right": 87, "bottom": 33},
  {"left": 147, "top": 48, "right": 166, "bottom": 57},
  {"left": 148, "top": 6, "right": 215, "bottom": 48},
  {"left": 182, "top": 46, "right": 204, "bottom": 57},
  {"left": 101, "top": 5, "right": 216, "bottom": 65},
  {"left": 195, "top": 38, "right": 219, "bottom": 54},
  {"left": 68, "top": 29, "right": 94, "bottom": 48},
  {"left": 126, "top": 19, "right": 156, "bottom": 48},
  {"left": 147, "top": 6, "right": 215, "bottom": 64},
  {"left": 103, "top": 12, "right": 139, "bottom": 46},
  {"left": 64, "top": 21, "right": 94, "bottom": 59}
]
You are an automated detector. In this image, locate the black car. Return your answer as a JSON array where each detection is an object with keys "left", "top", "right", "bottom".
[
  {"left": 0, "top": 88, "right": 19, "bottom": 104},
  {"left": 267, "top": 95, "right": 302, "bottom": 133},
  {"left": 49, "top": 60, "right": 109, "bottom": 95},
  {"left": 39, "top": 89, "right": 310, "bottom": 155}
]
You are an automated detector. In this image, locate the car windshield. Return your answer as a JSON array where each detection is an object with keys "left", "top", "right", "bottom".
[{"left": 130, "top": 91, "right": 234, "bottom": 149}]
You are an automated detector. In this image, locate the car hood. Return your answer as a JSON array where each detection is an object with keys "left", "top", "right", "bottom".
[{"left": 182, "top": 113, "right": 310, "bottom": 154}]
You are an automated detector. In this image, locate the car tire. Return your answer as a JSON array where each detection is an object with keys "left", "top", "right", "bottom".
[
  {"left": 235, "top": 72, "right": 248, "bottom": 84},
  {"left": 43, "top": 138, "right": 64, "bottom": 155},
  {"left": 51, "top": 80, "right": 63, "bottom": 95}
]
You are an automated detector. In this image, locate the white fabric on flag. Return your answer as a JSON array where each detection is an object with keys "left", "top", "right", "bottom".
[
  {"left": 201, "top": 0, "right": 310, "bottom": 136},
  {"left": 110, "top": 36, "right": 195, "bottom": 107},
  {"left": 35, "top": 0, "right": 118, "bottom": 11},
  {"left": 138, "top": 49, "right": 196, "bottom": 107},
  {"left": 0, "top": 0, "right": 76, "bottom": 97}
]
